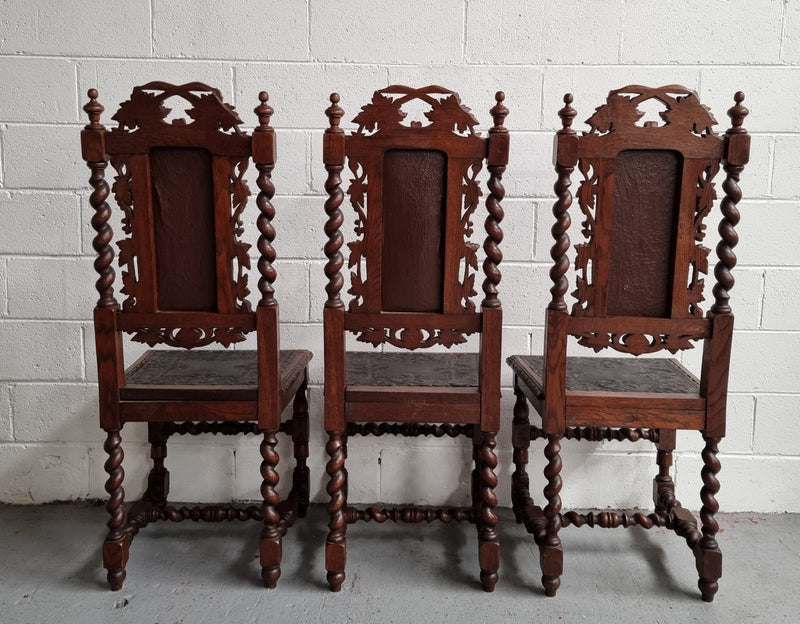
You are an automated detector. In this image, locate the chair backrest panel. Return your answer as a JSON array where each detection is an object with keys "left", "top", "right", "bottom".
[
  {"left": 606, "top": 148, "right": 682, "bottom": 317},
  {"left": 150, "top": 146, "right": 218, "bottom": 312},
  {"left": 101, "top": 82, "right": 255, "bottom": 348},
  {"left": 555, "top": 85, "right": 730, "bottom": 356},
  {"left": 381, "top": 148, "right": 446, "bottom": 313},
  {"left": 337, "top": 86, "right": 493, "bottom": 349}
]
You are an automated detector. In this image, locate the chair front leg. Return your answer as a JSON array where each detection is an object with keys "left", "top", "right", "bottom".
[
  {"left": 541, "top": 434, "right": 563, "bottom": 597},
  {"left": 511, "top": 384, "right": 532, "bottom": 523},
  {"left": 325, "top": 429, "right": 347, "bottom": 592},
  {"left": 260, "top": 429, "right": 282, "bottom": 589},
  {"left": 477, "top": 431, "right": 499, "bottom": 592},
  {"left": 696, "top": 436, "right": 722, "bottom": 602},
  {"left": 102, "top": 427, "right": 130, "bottom": 591}
]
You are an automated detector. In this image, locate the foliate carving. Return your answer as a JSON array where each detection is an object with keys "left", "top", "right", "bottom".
[
  {"left": 130, "top": 326, "right": 248, "bottom": 349},
  {"left": 687, "top": 160, "right": 721, "bottom": 316},
  {"left": 346, "top": 162, "right": 368, "bottom": 312},
  {"left": 573, "top": 330, "right": 701, "bottom": 355},
  {"left": 352, "top": 85, "right": 479, "bottom": 136},
  {"left": 459, "top": 161, "right": 483, "bottom": 312},
  {"left": 571, "top": 159, "right": 598, "bottom": 315},
  {"left": 112, "top": 82, "right": 244, "bottom": 134},
  {"left": 353, "top": 326, "right": 473, "bottom": 350},
  {"left": 107, "top": 83, "right": 253, "bottom": 333},
  {"left": 585, "top": 85, "right": 717, "bottom": 136}
]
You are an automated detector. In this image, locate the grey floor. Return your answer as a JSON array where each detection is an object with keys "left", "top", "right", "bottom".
[{"left": 0, "top": 503, "right": 797, "bottom": 624}]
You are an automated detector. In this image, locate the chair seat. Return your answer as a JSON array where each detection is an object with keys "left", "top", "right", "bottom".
[
  {"left": 508, "top": 355, "right": 704, "bottom": 429},
  {"left": 122, "top": 349, "right": 312, "bottom": 404},
  {"left": 344, "top": 352, "right": 481, "bottom": 423}
]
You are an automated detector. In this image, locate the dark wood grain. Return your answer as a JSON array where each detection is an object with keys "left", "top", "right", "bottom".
[
  {"left": 80, "top": 83, "right": 312, "bottom": 590},
  {"left": 508, "top": 85, "right": 749, "bottom": 602},
  {"left": 322, "top": 86, "right": 507, "bottom": 592}
]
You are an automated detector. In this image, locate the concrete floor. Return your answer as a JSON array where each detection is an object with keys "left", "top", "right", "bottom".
[{"left": 0, "top": 503, "right": 797, "bottom": 623}]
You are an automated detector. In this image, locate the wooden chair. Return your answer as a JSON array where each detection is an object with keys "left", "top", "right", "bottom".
[
  {"left": 80, "top": 82, "right": 312, "bottom": 590},
  {"left": 321, "top": 86, "right": 509, "bottom": 591},
  {"left": 508, "top": 85, "right": 749, "bottom": 601}
]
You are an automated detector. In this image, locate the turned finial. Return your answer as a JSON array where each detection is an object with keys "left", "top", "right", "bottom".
[
  {"left": 84, "top": 89, "right": 104, "bottom": 128},
  {"left": 490, "top": 91, "right": 509, "bottom": 132},
  {"left": 326, "top": 93, "right": 344, "bottom": 131},
  {"left": 727, "top": 91, "right": 748, "bottom": 133},
  {"left": 558, "top": 93, "right": 577, "bottom": 132},
  {"left": 254, "top": 91, "right": 274, "bottom": 129}
]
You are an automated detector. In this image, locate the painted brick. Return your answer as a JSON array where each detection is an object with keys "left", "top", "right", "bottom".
[
  {"left": 152, "top": 0, "right": 307, "bottom": 61},
  {"left": 3, "top": 125, "right": 86, "bottom": 190},
  {"left": 1, "top": 191, "right": 82, "bottom": 255},
  {"left": 488, "top": 198, "right": 535, "bottom": 263},
  {"left": 311, "top": 1, "right": 462, "bottom": 64},
  {"left": 501, "top": 263, "right": 551, "bottom": 326},
  {"left": 466, "top": 1, "right": 623, "bottom": 65},
  {"left": 502, "top": 133, "right": 558, "bottom": 198},
  {"left": 0, "top": 259, "right": 6, "bottom": 317},
  {"left": 0, "top": 0, "right": 151, "bottom": 57},
  {"left": 0, "top": 58, "right": 78, "bottom": 124},
  {"left": 737, "top": 201, "right": 800, "bottom": 269},
  {"left": 0, "top": 322, "right": 83, "bottom": 380},
  {"left": 270, "top": 261, "right": 310, "bottom": 323},
  {"left": 542, "top": 67, "right": 702, "bottom": 133},
  {"left": 379, "top": 445, "right": 474, "bottom": 506},
  {"left": 772, "top": 136, "right": 800, "bottom": 199},
  {"left": 728, "top": 268, "right": 764, "bottom": 331},
  {"left": 244, "top": 196, "right": 326, "bottom": 261},
  {"left": 236, "top": 63, "right": 388, "bottom": 130},
  {"left": 76, "top": 60, "right": 235, "bottom": 121},
  {"left": 761, "top": 269, "right": 800, "bottom": 330},
  {"left": 0, "top": 385, "right": 11, "bottom": 441},
  {"left": 272, "top": 132, "right": 312, "bottom": 196},
  {"left": 11, "top": 383, "right": 100, "bottom": 443},
  {"left": 753, "top": 395, "right": 800, "bottom": 455},
  {"left": 0, "top": 444, "right": 88, "bottom": 504},
  {"left": 386, "top": 65, "right": 544, "bottom": 132},
  {"left": 728, "top": 331, "right": 800, "bottom": 394},
  {"left": 782, "top": 1, "right": 800, "bottom": 64},
  {"left": 676, "top": 455, "right": 800, "bottom": 513},
  {"left": 280, "top": 323, "right": 324, "bottom": 384},
  {"left": 620, "top": 0, "right": 782, "bottom": 65},
  {"left": 501, "top": 327, "right": 532, "bottom": 386},
  {"left": 7, "top": 257, "right": 94, "bottom": 320},
  {"left": 701, "top": 67, "right": 800, "bottom": 134}
]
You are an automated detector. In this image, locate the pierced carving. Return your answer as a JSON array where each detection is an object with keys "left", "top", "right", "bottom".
[
  {"left": 459, "top": 161, "right": 483, "bottom": 313},
  {"left": 130, "top": 326, "right": 248, "bottom": 349},
  {"left": 573, "top": 330, "right": 702, "bottom": 355},
  {"left": 346, "top": 162, "right": 368, "bottom": 313},
  {"left": 112, "top": 82, "right": 244, "bottom": 134},
  {"left": 353, "top": 325, "right": 473, "bottom": 350},
  {"left": 571, "top": 160, "right": 598, "bottom": 315},
  {"left": 352, "top": 85, "right": 479, "bottom": 136},
  {"left": 585, "top": 85, "right": 717, "bottom": 136}
]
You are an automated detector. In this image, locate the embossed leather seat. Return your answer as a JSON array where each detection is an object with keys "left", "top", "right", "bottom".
[
  {"left": 507, "top": 85, "right": 750, "bottom": 601},
  {"left": 320, "top": 86, "right": 509, "bottom": 591},
  {"left": 80, "top": 83, "right": 311, "bottom": 589}
]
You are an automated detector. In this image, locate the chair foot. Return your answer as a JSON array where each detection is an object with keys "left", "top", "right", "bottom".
[
  {"left": 479, "top": 540, "right": 499, "bottom": 592},
  {"left": 103, "top": 536, "right": 130, "bottom": 591},
  {"left": 541, "top": 542, "right": 563, "bottom": 596}
]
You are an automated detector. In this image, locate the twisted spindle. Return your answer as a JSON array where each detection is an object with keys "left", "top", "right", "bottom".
[
  {"left": 712, "top": 92, "right": 748, "bottom": 315},
  {"left": 84, "top": 90, "right": 117, "bottom": 308},
  {"left": 324, "top": 94, "right": 345, "bottom": 309},
  {"left": 482, "top": 91, "right": 508, "bottom": 308},
  {"left": 549, "top": 94, "right": 577, "bottom": 311},
  {"left": 260, "top": 430, "right": 282, "bottom": 588},
  {"left": 325, "top": 430, "right": 347, "bottom": 590},
  {"left": 254, "top": 91, "right": 278, "bottom": 307}
]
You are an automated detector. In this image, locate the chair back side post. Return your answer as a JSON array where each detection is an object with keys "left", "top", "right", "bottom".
[
  {"left": 701, "top": 93, "right": 750, "bottom": 437},
  {"left": 253, "top": 91, "right": 282, "bottom": 428},
  {"left": 82, "top": 90, "right": 125, "bottom": 429},
  {"left": 323, "top": 93, "right": 347, "bottom": 432},
  {"left": 479, "top": 92, "right": 510, "bottom": 432},
  {"left": 543, "top": 94, "right": 578, "bottom": 435}
]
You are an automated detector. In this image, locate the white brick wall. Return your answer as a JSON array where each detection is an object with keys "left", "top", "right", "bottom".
[{"left": 1, "top": 1, "right": 798, "bottom": 512}]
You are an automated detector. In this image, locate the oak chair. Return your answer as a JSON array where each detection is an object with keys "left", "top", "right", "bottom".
[
  {"left": 321, "top": 86, "right": 509, "bottom": 591},
  {"left": 80, "top": 82, "right": 312, "bottom": 590},
  {"left": 507, "top": 85, "right": 749, "bottom": 601}
]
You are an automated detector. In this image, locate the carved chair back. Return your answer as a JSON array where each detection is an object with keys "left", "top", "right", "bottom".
[
  {"left": 84, "top": 82, "right": 277, "bottom": 350},
  {"left": 549, "top": 85, "right": 750, "bottom": 357},
  {"left": 323, "top": 86, "right": 508, "bottom": 351}
]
